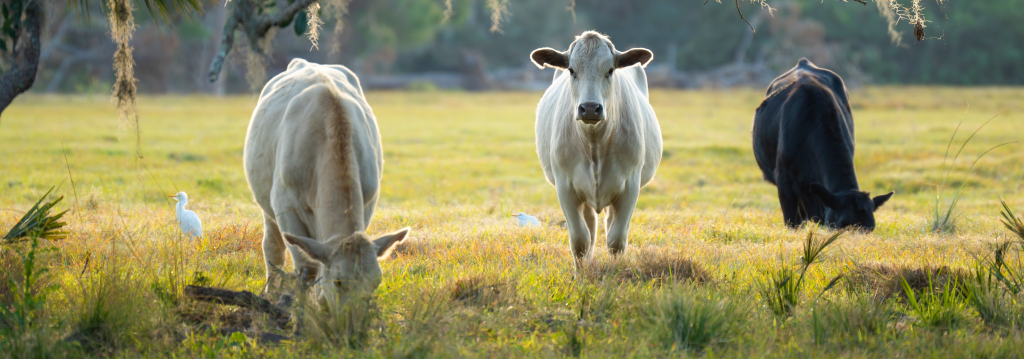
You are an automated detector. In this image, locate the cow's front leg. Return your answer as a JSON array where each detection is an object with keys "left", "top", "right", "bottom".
[
  {"left": 583, "top": 205, "right": 598, "bottom": 253},
  {"left": 606, "top": 177, "right": 641, "bottom": 255},
  {"left": 556, "top": 181, "right": 591, "bottom": 271},
  {"left": 261, "top": 213, "right": 287, "bottom": 294},
  {"left": 275, "top": 209, "right": 320, "bottom": 285}
]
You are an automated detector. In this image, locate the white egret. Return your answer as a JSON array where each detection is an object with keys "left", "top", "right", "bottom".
[
  {"left": 512, "top": 212, "right": 542, "bottom": 227},
  {"left": 169, "top": 192, "right": 203, "bottom": 239}
]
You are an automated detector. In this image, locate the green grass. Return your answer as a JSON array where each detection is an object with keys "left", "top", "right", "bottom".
[{"left": 1, "top": 88, "right": 1024, "bottom": 357}]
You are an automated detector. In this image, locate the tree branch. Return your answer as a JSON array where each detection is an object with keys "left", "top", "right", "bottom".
[
  {"left": 0, "top": 1, "right": 43, "bottom": 122},
  {"left": 207, "top": 9, "right": 239, "bottom": 83},
  {"left": 735, "top": 0, "right": 755, "bottom": 38},
  {"left": 207, "top": 0, "right": 320, "bottom": 83}
]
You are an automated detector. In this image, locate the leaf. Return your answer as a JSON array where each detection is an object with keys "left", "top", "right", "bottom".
[
  {"left": 0, "top": 38, "right": 6, "bottom": 52},
  {"left": 135, "top": 0, "right": 208, "bottom": 24},
  {"left": 293, "top": 11, "right": 308, "bottom": 36}
]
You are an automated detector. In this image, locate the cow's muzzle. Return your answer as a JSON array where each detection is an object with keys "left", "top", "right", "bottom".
[{"left": 577, "top": 102, "right": 604, "bottom": 124}]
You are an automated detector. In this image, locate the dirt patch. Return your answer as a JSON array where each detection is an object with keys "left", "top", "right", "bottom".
[
  {"left": 583, "top": 248, "right": 711, "bottom": 284},
  {"left": 449, "top": 275, "right": 517, "bottom": 309},
  {"left": 847, "top": 264, "right": 970, "bottom": 301}
]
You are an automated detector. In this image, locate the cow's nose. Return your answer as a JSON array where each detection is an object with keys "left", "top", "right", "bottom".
[{"left": 578, "top": 102, "right": 603, "bottom": 122}]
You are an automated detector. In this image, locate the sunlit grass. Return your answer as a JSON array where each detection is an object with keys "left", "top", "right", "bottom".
[{"left": 1, "top": 87, "right": 1023, "bottom": 356}]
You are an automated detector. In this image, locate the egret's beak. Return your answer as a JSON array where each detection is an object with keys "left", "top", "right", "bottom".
[
  {"left": 510, "top": 214, "right": 515, "bottom": 217},
  {"left": 168, "top": 195, "right": 178, "bottom": 201}
]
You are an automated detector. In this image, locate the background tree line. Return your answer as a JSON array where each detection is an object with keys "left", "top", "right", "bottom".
[{"left": 28, "top": 0, "right": 1024, "bottom": 95}]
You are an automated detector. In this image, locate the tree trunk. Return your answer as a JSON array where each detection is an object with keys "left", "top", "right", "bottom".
[{"left": 0, "top": 1, "right": 43, "bottom": 122}]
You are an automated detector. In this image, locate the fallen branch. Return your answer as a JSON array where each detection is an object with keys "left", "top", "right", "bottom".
[{"left": 184, "top": 285, "right": 291, "bottom": 328}]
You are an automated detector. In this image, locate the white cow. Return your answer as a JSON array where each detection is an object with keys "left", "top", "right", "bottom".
[
  {"left": 531, "top": 31, "right": 662, "bottom": 270},
  {"left": 244, "top": 58, "right": 409, "bottom": 309}
]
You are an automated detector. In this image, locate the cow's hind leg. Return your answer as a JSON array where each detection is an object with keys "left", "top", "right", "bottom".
[
  {"left": 775, "top": 171, "right": 803, "bottom": 229},
  {"left": 606, "top": 178, "right": 641, "bottom": 256},
  {"left": 262, "top": 213, "right": 287, "bottom": 293}
]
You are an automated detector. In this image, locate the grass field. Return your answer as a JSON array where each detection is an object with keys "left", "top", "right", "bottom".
[{"left": 1, "top": 88, "right": 1024, "bottom": 357}]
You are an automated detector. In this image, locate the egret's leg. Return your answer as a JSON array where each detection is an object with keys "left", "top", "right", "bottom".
[{"left": 262, "top": 213, "right": 287, "bottom": 293}]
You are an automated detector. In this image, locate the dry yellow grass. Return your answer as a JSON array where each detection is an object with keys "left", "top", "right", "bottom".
[{"left": 1, "top": 88, "right": 1023, "bottom": 356}]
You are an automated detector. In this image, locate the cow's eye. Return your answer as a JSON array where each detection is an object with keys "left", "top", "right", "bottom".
[
  {"left": 568, "top": 68, "right": 575, "bottom": 77},
  {"left": 607, "top": 68, "right": 614, "bottom": 77}
]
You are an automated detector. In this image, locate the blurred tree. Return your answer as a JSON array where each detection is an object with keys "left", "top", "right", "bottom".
[
  {"left": 207, "top": 0, "right": 464, "bottom": 86},
  {"left": 0, "top": 0, "right": 208, "bottom": 123},
  {"left": 0, "top": 0, "right": 1003, "bottom": 124},
  {"left": 0, "top": 0, "right": 42, "bottom": 119}
]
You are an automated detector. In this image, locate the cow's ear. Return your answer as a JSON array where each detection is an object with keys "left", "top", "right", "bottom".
[
  {"left": 373, "top": 227, "right": 410, "bottom": 260},
  {"left": 872, "top": 191, "right": 894, "bottom": 211},
  {"left": 809, "top": 183, "right": 839, "bottom": 208},
  {"left": 616, "top": 48, "right": 654, "bottom": 69},
  {"left": 283, "top": 232, "right": 331, "bottom": 263},
  {"left": 531, "top": 48, "right": 568, "bottom": 70}
]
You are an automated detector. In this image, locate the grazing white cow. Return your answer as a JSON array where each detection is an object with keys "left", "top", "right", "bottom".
[
  {"left": 244, "top": 58, "right": 409, "bottom": 309},
  {"left": 531, "top": 31, "right": 663, "bottom": 269}
]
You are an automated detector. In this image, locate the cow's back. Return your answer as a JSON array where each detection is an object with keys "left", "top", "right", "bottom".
[
  {"left": 752, "top": 60, "right": 852, "bottom": 185},
  {"left": 244, "top": 59, "right": 382, "bottom": 220}
]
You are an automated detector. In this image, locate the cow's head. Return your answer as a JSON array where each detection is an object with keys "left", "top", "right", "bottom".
[
  {"left": 530, "top": 31, "right": 653, "bottom": 125},
  {"left": 809, "top": 183, "right": 893, "bottom": 231},
  {"left": 283, "top": 228, "right": 409, "bottom": 310}
]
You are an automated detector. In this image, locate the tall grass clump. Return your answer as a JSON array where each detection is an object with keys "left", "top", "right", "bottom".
[
  {"left": 644, "top": 286, "right": 744, "bottom": 353},
  {"left": 301, "top": 298, "right": 380, "bottom": 351},
  {"left": 296, "top": 281, "right": 446, "bottom": 353},
  {"left": 376, "top": 290, "right": 452, "bottom": 357},
  {"left": 964, "top": 200, "right": 1024, "bottom": 329},
  {"left": 761, "top": 230, "right": 844, "bottom": 316},
  {"left": 810, "top": 295, "right": 893, "bottom": 346},
  {"left": 0, "top": 237, "right": 62, "bottom": 357},
  {"left": 899, "top": 271, "right": 970, "bottom": 330},
  {"left": 64, "top": 259, "right": 175, "bottom": 354},
  {"left": 929, "top": 119, "right": 1016, "bottom": 233}
]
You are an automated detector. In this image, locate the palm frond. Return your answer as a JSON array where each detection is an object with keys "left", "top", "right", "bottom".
[
  {"left": 67, "top": 0, "right": 209, "bottom": 24},
  {"left": 999, "top": 199, "right": 1024, "bottom": 244},
  {"left": 2, "top": 187, "right": 70, "bottom": 244}
]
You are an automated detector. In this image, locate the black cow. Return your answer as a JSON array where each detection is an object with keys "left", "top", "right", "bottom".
[{"left": 752, "top": 59, "right": 893, "bottom": 231}]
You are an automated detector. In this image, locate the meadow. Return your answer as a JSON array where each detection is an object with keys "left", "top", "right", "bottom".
[{"left": 1, "top": 87, "right": 1024, "bottom": 357}]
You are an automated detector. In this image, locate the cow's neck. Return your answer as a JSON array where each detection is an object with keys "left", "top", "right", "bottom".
[
  {"left": 574, "top": 118, "right": 615, "bottom": 194},
  {"left": 312, "top": 157, "right": 366, "bottom": 241},
  {"left": 813, "top": 139, "right": 860, "bottom": 193},
  {"left": 574, "top": 118, "right": 614, "bottom": 149}
]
